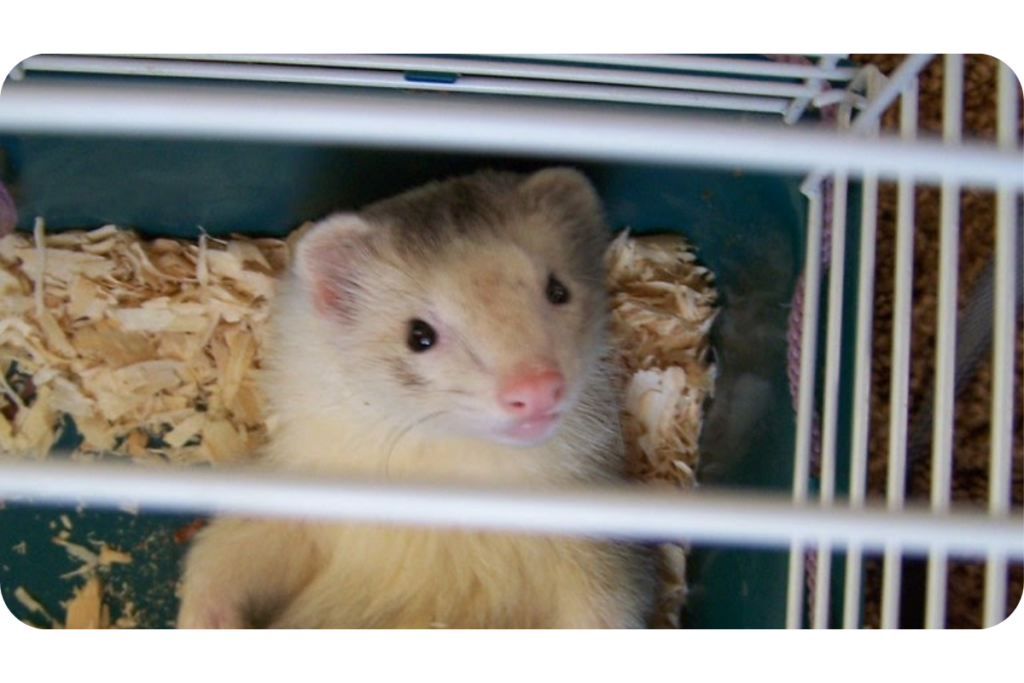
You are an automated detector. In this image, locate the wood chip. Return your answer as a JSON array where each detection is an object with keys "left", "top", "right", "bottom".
[
  {"left": 64, "top": 575, "right": 109, "bottom": 629},
  {"left": 97, "top": 543, "right": 133, "bottom": 566}
]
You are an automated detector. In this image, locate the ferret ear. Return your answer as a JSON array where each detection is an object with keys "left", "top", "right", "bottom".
[
  {"left": 520, "top": 167, "right": 603, "bottom": 221},
  {"left": 292, "top": 213, "right": 375, "bottom": 320}
]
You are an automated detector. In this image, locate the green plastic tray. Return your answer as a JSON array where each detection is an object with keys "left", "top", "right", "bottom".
[{"left": 0, "top": 131, "right": 806, "bottom": 628}]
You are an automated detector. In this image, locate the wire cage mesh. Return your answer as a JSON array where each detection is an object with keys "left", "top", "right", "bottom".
[{"left": 0, "top": 54, "right": 1020, "bottom": 630}]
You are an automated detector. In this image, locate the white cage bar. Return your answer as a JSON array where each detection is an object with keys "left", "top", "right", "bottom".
[
  {"left": 17, "top": 54, "right": 852, "bottom": 109},
  {"left": 0, "top": 458, "right": 1020, "bottom": 559},
  {"left": 0, "top": 54, "right": 1021, "bottom": 629},
  {"left": 984, "top": 59, "right": 1022, "bottom": 628}
]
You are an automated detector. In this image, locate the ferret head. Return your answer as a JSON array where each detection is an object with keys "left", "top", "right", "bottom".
[{"left": 289, "top": 168, "right": 611, "bottom": 448}]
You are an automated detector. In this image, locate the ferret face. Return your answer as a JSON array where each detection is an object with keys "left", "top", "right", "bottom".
[{"left": 291, "top": 169, "right": 611, "bottom": 448}]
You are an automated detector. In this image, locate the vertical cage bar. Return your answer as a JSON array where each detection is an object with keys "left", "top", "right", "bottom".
[
  {"left": 983, "top": 60, "right": 1020, "bottom": 628},
  {"left": 882, "top": 74, "right": 920, "bottom": 629},
  {"left": 843, "top": 159, "right": 879, "bottom": 629},
  {"left": 819, "top": 169, "right": 851, "bottom": 515},
  {"left": 786, "top": 544, "right": 808, "bottom": 629},
  {"left": 787, "top": 187, "right": 825, "bottom": 629},
  {"left": 925, "top": 53, "right": 964, "bottom": 630},
  {"left": 813, "top": 169, "right": 850, "bottom": 629}
]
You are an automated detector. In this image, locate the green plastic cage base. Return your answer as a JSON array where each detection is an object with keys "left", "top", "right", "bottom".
[{"left": 1, "top": 132, "right": 806, "bottom": 629}]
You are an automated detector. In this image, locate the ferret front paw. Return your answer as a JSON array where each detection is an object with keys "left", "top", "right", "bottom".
[{"left": 176, "top": 598, "right": 248, "bottom": 629}]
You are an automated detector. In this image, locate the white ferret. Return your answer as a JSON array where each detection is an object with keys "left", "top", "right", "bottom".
[{"left": 176, "top": 168, "right": 657, "bottom": 628}]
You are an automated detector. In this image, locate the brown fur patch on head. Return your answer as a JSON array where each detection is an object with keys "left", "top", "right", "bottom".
[
  {"left": 361, "top": 169, "right": 607, "bottom": 269},
  {"left": 361, "top": 172, "right": 518, "bottom": 260}
]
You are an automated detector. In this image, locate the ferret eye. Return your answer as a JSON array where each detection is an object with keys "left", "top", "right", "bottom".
[
  {"left": 546, "top": 274, "right": 571, "bottom": 305},
  {"left": 407, "top": 319, "right": 437, "bottom": 352}
]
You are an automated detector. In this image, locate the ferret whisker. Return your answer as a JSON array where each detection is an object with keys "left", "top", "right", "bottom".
[
  {"left": 418, "top": 387, "right": 472, "bottom": 397},
  {"left": 383, "top": 409, "right": 451, "bottom": 477}
]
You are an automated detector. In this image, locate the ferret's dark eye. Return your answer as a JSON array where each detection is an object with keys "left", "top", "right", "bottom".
[
  {"left": 407, "top": 319, "right": 437, "bottom": 352},
  {"left": 546, "top": 274, "right": 570, "bottom": 305}
]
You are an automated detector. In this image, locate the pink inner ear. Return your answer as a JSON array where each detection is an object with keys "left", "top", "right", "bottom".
[
  {"left": 310, "top": 276, "right": 350, "bottom": 317},
  {"left": 304, "top": 245, "right": 364, "bottom": 320},
  {"left": 295, "top": 215, "right": 371, "bottom": 321}
]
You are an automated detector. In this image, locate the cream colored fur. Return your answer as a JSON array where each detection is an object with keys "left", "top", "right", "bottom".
[{"left": 176, "top": 169, "right": 656, "bottom": 628}]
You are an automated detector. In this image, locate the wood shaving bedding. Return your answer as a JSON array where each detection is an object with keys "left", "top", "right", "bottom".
[
  {"left": 1, "top": 221, "right": 718, "bottom": 629},
  {"left": 605, "top": 231, "right": 719, "bottom": 627},
  {"left": 606, "top": 231, "right": 718, "bottom": 490},
  {"left": 0, "top": 221, "right": 288, "bottom": 462}
]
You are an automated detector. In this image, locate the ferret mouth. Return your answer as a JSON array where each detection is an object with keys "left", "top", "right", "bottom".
[{"left": 498, "top": 411, "right": 563, "bottom": 445}]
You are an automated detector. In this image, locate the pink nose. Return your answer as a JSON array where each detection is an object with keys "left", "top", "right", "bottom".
[{"left": 497, "top": 370, "right": 565, "bottom": 418}]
